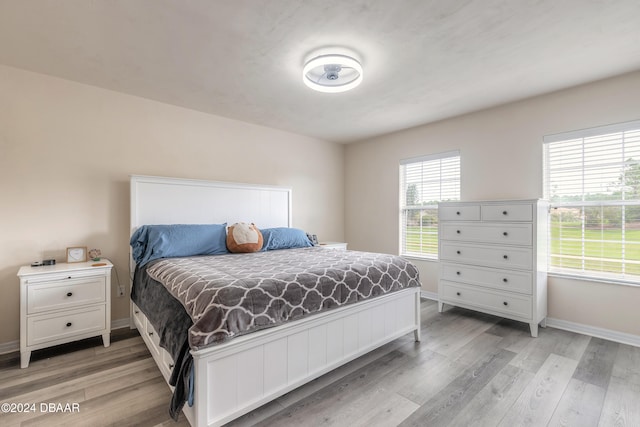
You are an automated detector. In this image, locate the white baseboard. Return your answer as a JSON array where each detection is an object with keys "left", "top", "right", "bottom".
[
  {"left": 420, "top": 290, "right": 438, "bottom": 301},
  {"left": 0, "top": 318, "right": 132, "bottom": 355},
  {"left": 546, "top": 317, "right": 640, "bottom": 348},
  {"left": 111, "top": 317, "right": 130, "bottom": 330},
  {"left": 0, "top": 339, "right": 18, "bottom": 355}
]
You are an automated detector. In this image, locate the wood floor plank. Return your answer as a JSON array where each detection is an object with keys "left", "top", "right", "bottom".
[
  {"left": 392, "top": 349, "right": 464, "bottom": 406},
  {"left": 598, "top": 374, "right": 640, "bottom": 427},
  {"left": 613, "top": 343, "right": 640, "bottom": 376},
  {"left": 447, "top": 364, "right": 534, "bottom": 427},
  {"left": 498, "top": 353, "right": 579, "bottom": 427},
  {"left": 548, "top": 378, "right": 606, "bottom": 427},
  {"left": 451, "top": 333, "right": 504, "bottom": 367},
  {"left": 398, "top": 348, "right": 516, "bottom": 427},
  {"left": 573, "top": 337, "right": 619, "bottom": 389},
  {"left": 509, "top": 327, "right": 588, "bottom": 374}
]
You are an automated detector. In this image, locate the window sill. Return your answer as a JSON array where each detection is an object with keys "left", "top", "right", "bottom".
[
  {"left": 401, "top": 255, "right": 439, "bottom": 263},
  {"left": 547, "top": 271, "right": 640, "bottom": 288}
]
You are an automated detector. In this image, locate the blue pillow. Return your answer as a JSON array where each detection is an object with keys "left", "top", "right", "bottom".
[
  {"left": 261, "top": 227, "right": 312, "bottom": 251},
  {"left": 130, "top": 223, "right": 228, "bottom": 266}
]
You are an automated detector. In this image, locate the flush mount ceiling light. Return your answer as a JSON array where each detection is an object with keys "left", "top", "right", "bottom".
[{"left": 302, "top": 54, "right": 363, "bottom": 93}]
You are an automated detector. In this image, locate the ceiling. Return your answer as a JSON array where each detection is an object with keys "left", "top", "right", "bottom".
[{"left": 1, "top": 1, "right": 639, "bottom": 143}]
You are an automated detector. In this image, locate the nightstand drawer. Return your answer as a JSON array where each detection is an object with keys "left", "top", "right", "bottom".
[
  {"left": 27, "top": 277, "right": 106, "bottom": 314},
  {"left": 27, "top": 305, "right": 106, "bottom": 346},
  {"left": 441, "top": 282, "right": 531, "bottom": 318}
]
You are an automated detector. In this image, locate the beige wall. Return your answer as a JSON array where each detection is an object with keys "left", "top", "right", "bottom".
[
  {"left": 345, "top": 71, "right": 640, "bottom": 336},
  {"left": 0, "top": 65, "right": 344, "bottom": 345}
]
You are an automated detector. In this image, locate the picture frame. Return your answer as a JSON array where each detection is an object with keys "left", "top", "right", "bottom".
[{"left": 66, "top": 246, "right": 87, "bottom": 263}]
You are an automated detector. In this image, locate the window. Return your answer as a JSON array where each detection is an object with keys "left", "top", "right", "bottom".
[
  {"left": 400, "top": 151, "right": 460, "bottom": 258},
  {"left": 543, "top": 120, "right": 640, "bottom": 281}
]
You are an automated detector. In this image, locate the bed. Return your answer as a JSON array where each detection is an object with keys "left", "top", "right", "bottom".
[{"left": 129, "top": 175, "right": 422, "bottom": 427}]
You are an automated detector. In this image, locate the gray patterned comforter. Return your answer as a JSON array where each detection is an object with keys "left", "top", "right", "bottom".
[{"left": 145, "top": 247, "right": 420, "bottom": 350}]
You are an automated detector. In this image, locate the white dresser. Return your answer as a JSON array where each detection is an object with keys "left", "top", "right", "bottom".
[
  {"left": 18, "top": 260, "right": 113, "bottom": 368},
  {"left": 438, "top": 200, "right": 548, "bottom": 337}
]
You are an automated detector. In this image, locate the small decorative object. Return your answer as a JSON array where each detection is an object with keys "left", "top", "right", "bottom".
[
  {"left": 226, "top": 223, "right": 263, "bottom": 253},
  {"left": 88, "top": 248, "right": 102, "bottom": 261},
  {"left": 66, "top": 246, "right": 87, "bottom": 263}
]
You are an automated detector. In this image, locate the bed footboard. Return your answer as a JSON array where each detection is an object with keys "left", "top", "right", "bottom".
[{"left": 183, "top": 287, "right": 421, "bottom": 427}]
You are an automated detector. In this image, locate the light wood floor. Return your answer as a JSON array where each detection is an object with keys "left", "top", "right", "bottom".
[{"left": 1, "top": 299, "right": 639, "bottom": 426}]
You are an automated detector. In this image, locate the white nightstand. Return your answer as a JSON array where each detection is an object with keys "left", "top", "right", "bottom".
[
  {"left": 318, "top": 242, "right": 348, "bottom": 250},
  {"left": 18, "top": 260, "right": 113, "bottom": 368}
]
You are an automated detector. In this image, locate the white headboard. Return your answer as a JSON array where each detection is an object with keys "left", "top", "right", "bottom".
[{"left": 130, "top": 175, "right": 292, "bottom": 230}]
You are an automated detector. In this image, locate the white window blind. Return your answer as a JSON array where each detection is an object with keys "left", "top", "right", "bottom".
[
  {"left": 400, "top": 151, "right": 460, "bottom": 258},
  {"left": 543, "top": 120, "right": 640, "bottom": 280}
]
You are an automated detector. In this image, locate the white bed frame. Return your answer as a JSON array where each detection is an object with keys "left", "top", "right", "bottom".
[{"left": 129, "top": 175, "right": 421, "bottom": 427}]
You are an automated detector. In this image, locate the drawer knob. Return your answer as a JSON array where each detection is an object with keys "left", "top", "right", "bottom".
[
  {"left": 66, "top": 322, "right": 72, "bottom": 327},
  {"left": 456, "top": 211, "right": 461, "bottom": 215},
  {"left": 503, "top": 232, "right": 508, "bottom": 236},
  {"left": 66, "top": 292, "right": 73, "bottom": 297},
  {"left": 503, "top": 255, "right": 508, "bottom": 260},
  {"left": 456, "top": 230, "right": 461, "bottom": 234},
  {"left": 456, "top": 271, "right": 461, "bottom": 275},
  {"left": 134, "top": 310, "right": 140, "bottom": 314},
  {"left": 503, "top": 278, "right": 508, "bottom": 283},
  {"left": 149, "top": 332, "right": 154, "bottom": 336},
  {"left": 503, "top": 301, "right": 508, "bottom": 306},
  {"left": 457, "top": 250, "right": 461, "bottom": 255},
  {"left": 502, "top": 210, "right": 508, "bottom": 215},
  {"left": 169, "top": 363, "right": 175, "bottom": 369},
  {"left": 456, "top": 292, "right": 461, "bottom": 296}
]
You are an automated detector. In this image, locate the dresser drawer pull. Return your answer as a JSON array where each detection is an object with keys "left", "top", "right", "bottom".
[
  {"left": 503, "top": 301, "right": 508, "bottom": 306},
  {"left": 502, "top": 210, "right": 508, "bottom": 215},
  {"left": 169, "top": 363, "right": 175, "bottom": 369},
  {"left": 456, "top": 211, "right": 461, "bottom": 215},
  {"left": 456, "top": 230, "right": 461, "bottom": 234},
  {"left": 66, "top": 322, "right": 72, "bottom": 327},
  {"left": 457, "top": 250, "right": 461, "bottom": 255},
  {"left": 503, "top": 232, "right": 508, "bottom": 236},
  {"left": 456, "top": 292, "right": 461, "bottom": 296},
  {"left": 503, "top": 278, "right": 508, "bottom": 283},
  {"left": 456, "top": 271, "right": 461, "bottom": 275},
  {"left": 134, "top": 310, "right": 140, "bottom": 314},
  {"left": 148, "top": 332, "right": 154, "bottom": 336},
  {"left": 503, "top": 255, "right": 508, "bottom": 260},
  {"left": 66, "top": 292, "right": 73, "bottom": 297}
]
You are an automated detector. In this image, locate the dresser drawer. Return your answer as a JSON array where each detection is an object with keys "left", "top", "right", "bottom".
[
  {"left": 440, "top": 262, "right": 532, "bottom": 294},
  {"left": 441, "top": 281, "right": 532, "bottom": 318},
  {"left": 481, "top": 203, "right": 533, "bottom": 221},
  {"left": 27, "top": 277, "right": 106, "bottom": 314},
  {"left": 439, "top": 205, "right": 480, "bottom": 221},
  {"left": 440, "top": 242, "right": 532, "bottom": 270},
  {"left": 27, "top": 305, "right": 106, "bottom": 346},
  {"left": 440, "top": 223, "right": 532, "bottom": 246}
]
